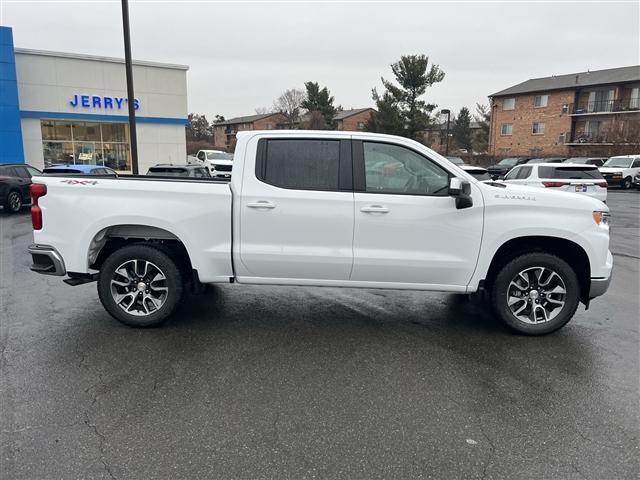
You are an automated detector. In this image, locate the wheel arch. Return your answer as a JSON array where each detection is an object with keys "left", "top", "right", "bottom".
[
  {"left": 87, "top": 224, "right": 194, "bottom": 276},
  {"left": 482, "top": 236, "right": 591, "bottom": 301}
]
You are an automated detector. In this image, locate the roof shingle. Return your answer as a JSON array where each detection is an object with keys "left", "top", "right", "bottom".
[{"left": 491, "top": 65, "right": 640, "bottom": 97}]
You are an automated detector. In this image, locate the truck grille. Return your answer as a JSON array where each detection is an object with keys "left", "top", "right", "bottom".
[{"left": 214, "top": 164, "right": 232, "bottom": 172}]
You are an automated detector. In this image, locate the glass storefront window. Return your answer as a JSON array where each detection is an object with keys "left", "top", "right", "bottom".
[
  {"left": 73, "top": 122, "right": 101, "bottom": 141},
  {"left": 43, "top": 141, "right": 74, "bottom": 166},
  {"left": 40, "top": 120, "right": 131, "bottom": 171},
  {"left": 103, "top": 143, "right": 131, "bottom": 171},
  {"left": 101, "top": 123, "right": 127, "bottom": 142}
]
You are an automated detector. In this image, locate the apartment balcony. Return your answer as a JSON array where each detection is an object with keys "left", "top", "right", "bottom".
[
  {"left": 569, "top": 98, "right": 640, "bottom": 115},
  {"left": 224, "top": 128, "right": 237, "bottom": 135},
  {"left": 566, "top": 131, "right": 639, "bottom": 146}
]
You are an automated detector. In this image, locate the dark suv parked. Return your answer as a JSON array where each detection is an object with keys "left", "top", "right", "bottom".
[
  {"left": 147, "top": 164, "right": 212, "bottom": 178},
  {"left": 0, "top": 164, "right": 42, "bottom": 213},
  {"left": 487, "top": 157, "right": 531, "bottom": 179}
]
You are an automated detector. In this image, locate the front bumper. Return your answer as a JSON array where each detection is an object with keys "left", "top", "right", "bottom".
[{"left": 28, "top": 244, "right": 66, "bottom": 276}]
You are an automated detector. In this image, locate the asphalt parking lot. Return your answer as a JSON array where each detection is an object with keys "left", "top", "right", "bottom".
[{"left": 1, "top": 190, "right": 638, "bottom": 479}]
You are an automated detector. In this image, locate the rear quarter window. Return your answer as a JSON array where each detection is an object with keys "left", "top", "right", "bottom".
[
  {"left": 539, "top": 166, "right": 603, "bottom": 179},
  {"left": 258, "top": 139, "right": 340, "bottom": 190}
]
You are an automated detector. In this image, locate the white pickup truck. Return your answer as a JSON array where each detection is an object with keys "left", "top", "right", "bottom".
[
  {"left": 28, "top": 131, "right": 612, "bottom": 335},
  {"left": 187, "top": 149, "right": 234, "bottom": 178}
]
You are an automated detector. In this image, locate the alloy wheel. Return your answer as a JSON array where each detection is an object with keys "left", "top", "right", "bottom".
[
  {"left": 110, "top": 259, "right": 168, "bottom": 316},
  {"left": 506, "top": 266, "right": 567, "bottom": 324},
  {"left": 8, "top": 192, "right": 21, "bottom": 212}
]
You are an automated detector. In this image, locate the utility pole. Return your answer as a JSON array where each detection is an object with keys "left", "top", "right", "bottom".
[
  {"left": 121, "top": 0, "right": 139, "bottom": 174},
  {"left": 441, "top": 109, "right": 451, "bottom": 156}
]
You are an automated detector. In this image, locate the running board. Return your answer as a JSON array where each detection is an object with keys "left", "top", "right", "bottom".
[{"left": 63, "top": 273, "right": 98, "bottom": 286}]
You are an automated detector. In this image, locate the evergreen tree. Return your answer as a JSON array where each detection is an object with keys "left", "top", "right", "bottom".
[
  {"left": 369, "top": 54, "right": 445, "bottom": 140},
  {"left": 301, "top": 82, "right": 337, "bottom": 129},
  {"left": 453, "top": 107, "right": 472, "bottom": 151},
  {"left": 366, "top": 90, "right": 404, "bottom": 136},
  {"left": 186, "top": 113, "right": 212, "bottom": 142},
  {"left": 473, "top": 103, "right": 490, "bottom": 153}
]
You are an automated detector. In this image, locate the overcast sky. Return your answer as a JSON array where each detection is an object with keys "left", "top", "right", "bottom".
[{"left": 2, "top": 1, "right": 639, "bottom": 120}]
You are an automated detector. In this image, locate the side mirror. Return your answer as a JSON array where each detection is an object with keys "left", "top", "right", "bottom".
[{"left": 449, "top": 177, "right": 473, "bottom": 210}]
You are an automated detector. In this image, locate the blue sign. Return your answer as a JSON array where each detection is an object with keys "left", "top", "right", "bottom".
[{"left": 70, "top": 94, "right": 140, "bottom": 111}]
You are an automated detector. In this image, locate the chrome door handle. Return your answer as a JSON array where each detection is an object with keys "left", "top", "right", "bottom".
[
  {"left": 247, "top": 201, "right": 276, "bottom": 209},
  {"left": 360, "top": 205, "right": 389, "bottom": 213}
]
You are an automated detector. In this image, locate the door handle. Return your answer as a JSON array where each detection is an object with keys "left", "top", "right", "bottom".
[
  {"left": 360, "top": 205, "right": 389, "bottom": 213},
  {"left": 247, "top": 201, "right": 276, "bottom": 209}
]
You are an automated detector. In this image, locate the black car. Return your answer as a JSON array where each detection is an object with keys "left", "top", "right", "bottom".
[
  {"left": 146, "top": 164, "right": 212, "bottom": 178},
  {"left": 487, "top": 157, "right": 530, "bottom": 179},
  {"left": 0, "top": 163, "right": 42, "bottom": 213}
]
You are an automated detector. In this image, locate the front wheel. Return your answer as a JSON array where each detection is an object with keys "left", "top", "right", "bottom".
[
  {"left": 491, "top": 253, "right": 580, "bottom": 335},
  {"left": 623, "top": 177, "right": 632, "bottom": 190},
  {"left": 97, "top": 244, "right": 184, "bottom": 327}
]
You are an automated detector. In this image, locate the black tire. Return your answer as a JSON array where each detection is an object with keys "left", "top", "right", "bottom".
[
  {"left": 97, "top": 244, "right": 184, "bottom": 327},
  {"left": 491, "top": 253, "right": 580, "bottom": 335},
  {"left": 4, "top": 190, "right": 22, "bottom": 213},
  {"left": 623, "top": 177, "right": 632, "bottom": 190}
]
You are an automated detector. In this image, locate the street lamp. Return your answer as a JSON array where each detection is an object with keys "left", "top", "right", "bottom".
[
  {"left": 440, "top": 109, "right": 451, "bottom": 156},
  {"left": 121, "top": 0, "right": 139, "bottom": 174}
]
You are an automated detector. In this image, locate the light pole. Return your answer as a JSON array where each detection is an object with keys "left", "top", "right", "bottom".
[
  {"left": 121, "top": 0, "right": 139, "bottom": 174},
  {"left": 441, "top": 109, "right": 451, "bottom": 156}
]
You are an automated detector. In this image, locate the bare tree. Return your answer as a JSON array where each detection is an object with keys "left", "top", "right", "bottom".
[
  {"left": 273, "top": 88, "right": 306, "bottom": 127},
  {"left": 254, "top": 107, "right": 271, "bottom": 115}
]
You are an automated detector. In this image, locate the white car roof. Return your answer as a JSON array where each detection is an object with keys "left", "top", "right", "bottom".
[{"left": 531, "top": 163, "right": 597, "bottom": 168}]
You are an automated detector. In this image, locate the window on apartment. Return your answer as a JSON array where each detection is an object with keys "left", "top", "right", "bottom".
[
  {"left": 502, "top": 98, "right": 515, "bottom": 110},
  {"left": 357, "top": 122, "right": 365, "bottom": 130},
  {"left": 562, "top": 104, "right": 569, "bottom": 114},
  {"left": 630, "top": 88, "right": 640, "bottom": 109},
  {"left": 534, "top": 95, "right": 549, "bottom": 108},
  {"left": 532, "top": 122, "right": 545, "bottom": 135},
  {"left": 501, "top": 123, "right": 513, "bottom": 135}
]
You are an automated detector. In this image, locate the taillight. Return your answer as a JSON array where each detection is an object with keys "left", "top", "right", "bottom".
[
  {"left": 542, "top": 181, "right": 568, "bottom": 188},
  {"left": 29, "top": 183, "right": 47, "bottom": 230},
  {"left": 596, "top": 181, "right": 608, "bottom": 188}
]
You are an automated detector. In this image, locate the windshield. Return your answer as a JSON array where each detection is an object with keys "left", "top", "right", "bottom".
[
  {"left": 446, "top": 156, "right": 464, "bottom": 165},
  {"left": 564, "top": 158, "right": 588, "bottom": 164},
  {"left": 468, "top": 170, "right": 491, "bottom": 181},
  {"left": 207, "top": 152, "right": 233, "bottom": 160},
  {"left": 498, "top": 158, "right": 520, "bottom": 166},
  {"left": 603, "top": 157, "right": 632, "bottom": 168}
]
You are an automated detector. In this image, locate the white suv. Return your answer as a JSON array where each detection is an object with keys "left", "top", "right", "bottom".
[
  {"left": 599, "top": 155, "right": 640, "bottom": 189},
  {"left": 502, "top": 163, "right": 608, "bottom": 203}
]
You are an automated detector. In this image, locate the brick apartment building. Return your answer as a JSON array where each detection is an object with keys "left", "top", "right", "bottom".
[
  {"left": 212, "top": 113, "right": 286, "bottom": 150},
  {"left": 334, "top": 108, "right": 375, "bottom": 131},
  {"left": 488, "top": 66, "right": 640, "bottom": 158},
  {"left": 213, "top": 108, "right": 375, "bottom": 150}
]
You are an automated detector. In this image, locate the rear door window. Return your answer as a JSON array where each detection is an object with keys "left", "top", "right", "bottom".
[
  {"left": 258, "top": 139, "right": 341, "bottom": 191},
  {"left": 539, "top": 166, "right": 604, "bottom": 179}
]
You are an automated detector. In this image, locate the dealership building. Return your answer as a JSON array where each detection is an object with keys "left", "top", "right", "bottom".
[{"left": 0, "top": 26, "right": 188, "bottom": 173}]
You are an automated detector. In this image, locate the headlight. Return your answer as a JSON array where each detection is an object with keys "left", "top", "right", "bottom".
[{"left": 592, "top": 211, "right": 610, "bottom": 226}]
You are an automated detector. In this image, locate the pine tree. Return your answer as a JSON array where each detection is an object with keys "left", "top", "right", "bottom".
[
  {"left": 453, "top": 107, "right": 472, "bottom": 151},
  {"left": 301, "top": 82, "right": 337, "bottom": 129},
  {"left": 368, "top": 55, "right": 445, "bottom": 140},
  {"left": 366, "top": 90, "right": 404, "bottom": 136},
  {"left": 473, "top": 103, "right": 490, "bottom": 153}
]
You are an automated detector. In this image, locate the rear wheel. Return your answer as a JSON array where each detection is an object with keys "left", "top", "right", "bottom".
[
  {"left": 97, "top": 244, "right": 184, "bottom": 327},
  {"left": 491, "top": 253, "right": 580, "bottom": 335},
  {"left": 4, "top": 190, "right": 22, "bottom": 213}
]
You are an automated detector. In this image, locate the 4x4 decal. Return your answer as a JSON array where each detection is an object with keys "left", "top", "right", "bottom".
[{"left": 60, "top": 179, "right": 98, "bottom": 185}]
